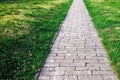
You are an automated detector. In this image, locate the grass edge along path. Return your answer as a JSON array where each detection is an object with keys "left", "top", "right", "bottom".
[
  {"left": 84, "top": 0, "right": 120, "bottom": 79},
  {"left": 0, "top": 0, "right": 72, "bottom": 80}
]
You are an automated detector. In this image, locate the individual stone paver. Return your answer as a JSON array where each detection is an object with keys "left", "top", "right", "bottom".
[
  {"left": 78, "top": 76, "right": 103, "bottom": 80},
  {"left": 36, "top": 0, "right": 118, "bottom": 80},
  {"left": 50, "top": 76, "right": 78, "bottom": 80}
]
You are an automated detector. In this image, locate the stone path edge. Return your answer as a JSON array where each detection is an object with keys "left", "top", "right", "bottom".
[
  {"left": 35, "top": 1, "right": 73, "bottom": 79},
  {"left": 83, "top": 1, "right": 118, "bottom": 79}
]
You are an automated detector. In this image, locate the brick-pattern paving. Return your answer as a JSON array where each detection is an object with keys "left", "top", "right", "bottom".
[{"left": 36, "top": 0, "right": 117, "bottom": 80}]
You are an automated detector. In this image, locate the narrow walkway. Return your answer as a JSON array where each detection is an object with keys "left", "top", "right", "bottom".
[{"left": 37, "top": 0, "right": 117, "bottom": 80}]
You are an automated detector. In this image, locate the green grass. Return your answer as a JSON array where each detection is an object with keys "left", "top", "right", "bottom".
[
  {"left": 0, "top": 0, "right": 72, "bottom": 79},
  {"left": 84, "top": 0, "right": 120, "bottom": 79}
]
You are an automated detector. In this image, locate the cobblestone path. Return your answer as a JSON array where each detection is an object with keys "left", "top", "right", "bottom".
[{"left": 36, "top": 0, "right": 117, "bottom": 80}]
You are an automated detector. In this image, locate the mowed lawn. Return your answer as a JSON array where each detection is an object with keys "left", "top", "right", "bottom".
[
  {"left": 0, "top": 0, "right": 72, "bottom": 79},
  {"left": 84, "top": 0, "right": 120, "bottom": 79}
]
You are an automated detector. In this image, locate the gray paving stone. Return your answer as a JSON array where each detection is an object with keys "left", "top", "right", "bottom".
[
  {"left": 60, "top": 63, "right": 85, "bottom": 67},
  {"left": 76, "top": 66, "right": 100, "bottom": 71},
  {"left": 43, "top": 63, "right": 59, "bottom": 67},
  {"left": 74, "top": 60, "right": 98, "bottom": 64},
  {"left": 65, "top": 56, "right": 85, "bottom": 60},
  {"left": 92, "top": 71, "right": 114, "bottom": 75},
  {"left": 57, "top": 53, "right": 77, "bottom": 57},
  {"left": 55, "top": 67, "right": 75, "bottom": 71},
  {"left": 103, "top": 76, "right": 117, "bottom": 80},
  {"left": 78, "top": 76, "right": 102, "bottom": 80},
  {"left": 86, "top": 56, "right": 108, "bottom": 60},
  {"left": 50, "top": 76, "right": 77, "bottom": 80},
  {"left": 38, "top": 76, "right": 50, "bottom": 80},
  {"left": 87, "top": 63, "right": 110, "bottom": 67},
  {"left": 37, "top": 0, "right": 117, "bottom": 80},
  {"left": 78, "top": 53, "right": 96, "bottom": 57},
  {"left": 100, "top": 66, "right": 111, "bottom": 71},
  {"left": 66, "top": 71, "right": 92, "bottom": 75},
  {"left": 40, "top": 70, "right": 65, "bottom": 76},
  {"left": 55, "top": 60, "right": 73, "bottom": 63}
]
